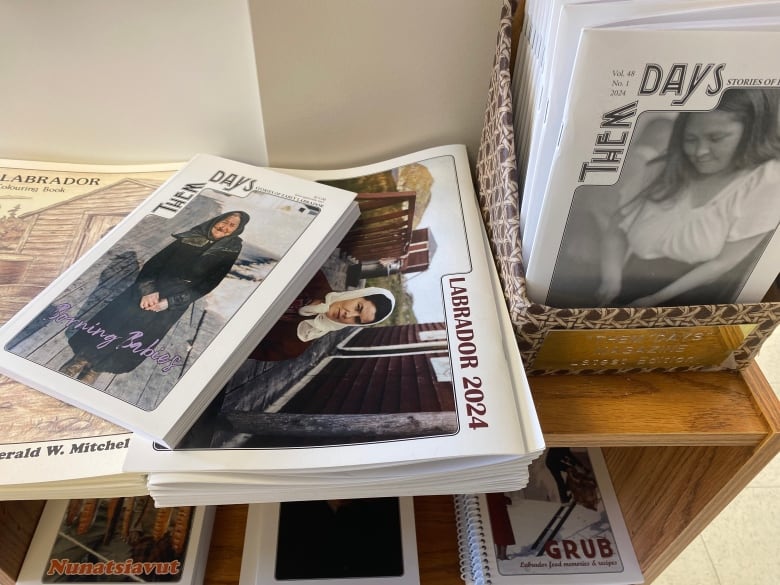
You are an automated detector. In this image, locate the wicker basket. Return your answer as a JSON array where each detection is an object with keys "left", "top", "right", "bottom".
[{"left": 476, "top": 0, "right": 780, "bottom": 375}]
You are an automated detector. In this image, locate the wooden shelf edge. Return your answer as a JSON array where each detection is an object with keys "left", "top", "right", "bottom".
[
  {"left": 740, "top": 361, "right": 780, "bottom": 432},
  {"left": 544, "top": 431, "right": 770, "bottom": 448},
  {"left": 639, "top": 434, "right": 780, "bottom": 583},
  {"left": 530, "top": 367, "right": 775, "bottom": 446}
]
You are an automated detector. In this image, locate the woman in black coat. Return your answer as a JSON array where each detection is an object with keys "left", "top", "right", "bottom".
[{"left": 59, "top": 210, "right": 250, "bottom": 384}]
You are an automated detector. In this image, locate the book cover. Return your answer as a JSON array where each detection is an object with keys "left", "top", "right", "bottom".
[
  {"left": 455, "top": 448, "right": 643, "bottom": 585},
  {"left": 0, "top": 159, "right": 182, "bottom": 498},
  {"left": 516, "top": 0, "right": 741, "bottom": 268},
  {"left": 0, "top": 154, "right": 359, "bottom": 448},
  {"left": 122, "top": 145, "right": 545, "bottom": 505},
  {"left": 16, "top": 496, "right": 214, "bottom": 584},
  {"left": 239, "top": 497, "right": 419, "bottom": 585},
  {"left": 524, "top": 26, "right": 780, "bottom": 309}
]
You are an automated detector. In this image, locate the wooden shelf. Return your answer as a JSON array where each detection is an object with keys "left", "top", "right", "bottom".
[
  {"left": 531, "top": 363, "right": 774, "bottom": 446},
  {"left": 199, "top": 497, "right": 462, "bottom": 585},
  {"left": 2, "top": 363, "right": 778, "bottom": 585},
  {"left": 193, "top": 362, "right": 780, "bottom": 585},
  {"left": 0, "top": 500, "right": 44, "bottom": 585},
  {"left": 197, "top": 363, "right": 780, "bottom": 585}
]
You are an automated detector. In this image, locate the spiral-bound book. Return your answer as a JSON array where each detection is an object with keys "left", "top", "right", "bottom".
[{"left": 454, "top": 448, "right": 643, "bottom": 585}]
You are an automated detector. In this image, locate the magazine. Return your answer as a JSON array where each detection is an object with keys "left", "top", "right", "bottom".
[
  {"left": 515, "top": 0, "right": 755, "bottom": 268},
  {"left": 515, "top": 0, "right": 559, "bottom": 247},
  {"left": 454, "top": 448, "right": 643, "bottom": 585},
  {"left": 0, "top": 159, "right": 185, "bottom": 498},
  {"left": 16, "top": 496, "right": 214, "bottom": 585},
  {"left": 239, "top": 497, "right": 419, "bottom": 585},
  {"left": 0, "top": 155, "right": 360, "bottom": 448},
  {"left": 122, "top": 145, "right": 545, "bottom": 506},
  {"left": 523, "top": 25, "right": 780, "bottom": 308}
]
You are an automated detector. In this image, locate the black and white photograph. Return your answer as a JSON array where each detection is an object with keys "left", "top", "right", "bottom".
[
  {"left": 547, "top": 87, "right": 780, "bottom": 308},
  {"left": 525, "top": 27, "right": 780, "bottom": 309}
]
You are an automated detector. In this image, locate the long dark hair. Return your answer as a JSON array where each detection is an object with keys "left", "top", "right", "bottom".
[{"left": 639, "top": 88, "right": 780, "bottom": 203}]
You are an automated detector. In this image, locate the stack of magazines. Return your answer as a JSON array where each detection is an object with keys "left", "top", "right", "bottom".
[
  {"left": 514, "top": 0, "right": 780, "bottom": 309},
  {"left": 0, "top": 145, "right": 545, "bottom": 504}
]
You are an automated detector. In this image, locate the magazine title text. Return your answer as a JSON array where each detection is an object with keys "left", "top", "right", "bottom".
[
  {"left": 580, "top": 62, "right": 732, "bottom": 182},
  {"left": 579, "top": 101, "right": 637, "bottom": 181},
  {"left": 638, "top": 62, "right": 724, "bottom": 105}
]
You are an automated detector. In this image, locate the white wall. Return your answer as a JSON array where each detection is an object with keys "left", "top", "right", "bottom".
[
  {"left": 248, "top": 0, "right": 503, "bottom": 168},
  {"left": 0, "top": 0, "right": 504, "bottom": 169},
  {"left": 0, "top": 0, "right": 268, "bottom": 165}
]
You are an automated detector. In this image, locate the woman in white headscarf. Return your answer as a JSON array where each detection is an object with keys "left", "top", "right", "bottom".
[{"left": 249, "top": 270, "right": 395, "bottom": 361}]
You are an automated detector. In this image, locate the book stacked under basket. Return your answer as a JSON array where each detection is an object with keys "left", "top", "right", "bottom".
[{"left": 476, "top": 0, "right": 780, "bottom": 376}]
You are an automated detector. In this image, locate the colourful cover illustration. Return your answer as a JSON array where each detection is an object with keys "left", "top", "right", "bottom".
[
  {"left": 0, "top": 159, "right": 177, "bottom": 497},
  {"left": 455, "top": 448, "right": 642, "bottom": 585},
  {"left": 17, "top": 497, "right": 214, "bottom": 584}
]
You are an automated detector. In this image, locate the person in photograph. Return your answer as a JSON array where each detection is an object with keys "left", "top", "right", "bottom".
[
  {"left": 59, "top": 210, "right": 250, "bottom": 383},
  {"left": 596, "top": 88, "right": 780, "bottom": 307},
  {"left": 485, "top": 492, "right": 515, "bottom": 561},
  {"left": 248, "top": 269, "right": 395, "bottom": 361}
]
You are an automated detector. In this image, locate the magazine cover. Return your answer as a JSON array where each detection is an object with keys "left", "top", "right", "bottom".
[
  {"left": 455, "top": 448, "right": 642, "bottom": 585},
  {"left": 524, "top": 27, "right": 780, "bottom": 309},
  {"left": 122, "top": 145, "right": 545, "bottom": 503},
  {"left": 17, "top": 497, "right": 214, "bottom": 585},
  {"left": 516, "top": 0, "right": 743, "bottom": 267},
  {"left": 0, "top": 154, "right": 359, "bottom": 447},
  {"left": 0, "top": 159, "right": 182, "bottom": 498},
  {"left": 239, "top": 497, "right": 419, "bottom": 585}
]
